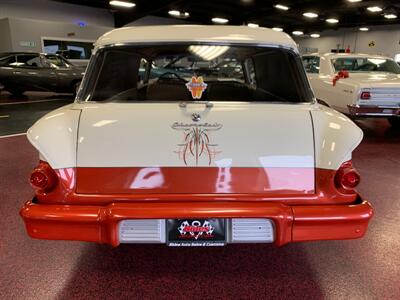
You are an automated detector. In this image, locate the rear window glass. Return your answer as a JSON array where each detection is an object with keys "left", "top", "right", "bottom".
[
  {"left": 0, "top": 55, "right": 17, "bottom": 66},
  {"left": 302, "top": 56, "right": 320, "bottom": 74},
  {"left": 45, "top": 55, "right": 71, "bottom": 68},
  {"left": 332, "top": 57, "right": 400, "bottom": 74},
  {"left": 14, "top": 55, "right": 42, "bottom": 68},
  {"left": 79, "top": 44, "right": 313, "bottom": 103}
]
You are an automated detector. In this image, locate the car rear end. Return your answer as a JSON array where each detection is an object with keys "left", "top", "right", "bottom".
[
  {"left": 331, "top": 56, "right": 400, "bottom": 121},
  {"left": 20, "top": 26, "right": 373, "bottom": 247}
]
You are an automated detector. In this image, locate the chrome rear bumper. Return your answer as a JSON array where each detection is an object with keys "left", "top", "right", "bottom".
[{"left": 348, "top": 104, "right": 400, "bottom": 117}]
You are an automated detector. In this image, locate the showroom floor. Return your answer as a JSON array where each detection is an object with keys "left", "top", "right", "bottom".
[{"left": 0, "top": 94, "right": 399, "bottom": 299}]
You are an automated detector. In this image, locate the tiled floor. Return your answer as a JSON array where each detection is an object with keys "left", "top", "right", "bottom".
[{"left": 0, "top": 99, "right": 399, "bottom": 299}]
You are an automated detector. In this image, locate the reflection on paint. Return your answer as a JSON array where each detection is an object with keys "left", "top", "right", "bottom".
[
  {"left": 45, "top": 112, "right": 65, "bottom": 120},
  {"left": 329, "top": 122, "right": 341, "bottom": 130},
  {"left": 215, "top": 158, "right": 233, "bottom": 192},
  {"left": 92, "top": 120, "right": 118, "bottom": 127},
  {"left": 130, "top": 167, "right": 165, "bottom": 189},
  {"left": 59, "top": 168, "right": 75, "bottom": 190},
  {"left": 259, "top": 155, "right": 313, "bottom": 168}
]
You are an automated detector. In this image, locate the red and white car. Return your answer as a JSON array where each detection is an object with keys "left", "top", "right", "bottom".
[
  {"left": 303, "top": 53, "right": 400, "bottom": 127},
  {"left": 20, "top": 26, "right": 373, "bottom": 247}
]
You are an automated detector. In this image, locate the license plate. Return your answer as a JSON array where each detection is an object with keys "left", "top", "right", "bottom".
[{"left": 167, "top": 219, "right": 226, "bottom": 247}]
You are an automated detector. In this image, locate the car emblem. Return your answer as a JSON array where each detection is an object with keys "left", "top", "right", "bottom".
[
  {"left": 191, "top": 113, "right": 201, "bottom": 122},
  {"left": 186, "top": 76, "right": 207, "bottom": 99},
  {"left": 171, "top": 122, "right": 222, "bottom": 166}
]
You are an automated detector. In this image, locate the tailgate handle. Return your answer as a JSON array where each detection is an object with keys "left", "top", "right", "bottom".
[{"left": 179, "top": 101, "right": 213, "bottom": 108}]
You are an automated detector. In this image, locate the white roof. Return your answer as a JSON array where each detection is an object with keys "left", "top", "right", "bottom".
[
  {"left": 305, "top": 52, "right": 392, "bottom": 60},
  {"left": 95, "top": 25, "right": 297, "bottom": 51}
]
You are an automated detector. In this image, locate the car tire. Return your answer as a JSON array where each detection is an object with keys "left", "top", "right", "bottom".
[{"left": 388, "top": 117, "right": 400, "bottom": 128}]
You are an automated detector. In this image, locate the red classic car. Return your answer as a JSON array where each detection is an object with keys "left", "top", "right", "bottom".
[{"left": 20, "top": 25, "right": 373, "bottom": 247}]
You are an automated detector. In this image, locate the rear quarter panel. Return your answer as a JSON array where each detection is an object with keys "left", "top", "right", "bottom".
[{"left": 311, "top": 105, "right": 363, "bottom": 171}]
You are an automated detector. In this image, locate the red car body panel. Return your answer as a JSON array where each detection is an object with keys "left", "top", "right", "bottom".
[{"left": 20, "top": 162, "right": 373, "bottom": 246}]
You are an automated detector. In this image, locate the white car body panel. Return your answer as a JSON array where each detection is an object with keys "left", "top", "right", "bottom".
[
  {"left": 27, "top": 104, "right": 80, "bottom": 169},
  {"left": 311, "top": 105, "right": 363, "bottom": 169},
  {"left": 27, "top": 102, "right": 362, "bottom": 171},
  {"left": 76, "top": 102, "right": 314, "bottom": 168},
  {"left": 304, "top": 53, "right": 400, "bottom": 115},
  {"left": 95, "top": 25, "right": 297, "bottom": 52}
]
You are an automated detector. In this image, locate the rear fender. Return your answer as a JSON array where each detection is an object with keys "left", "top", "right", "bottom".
[
  {"left": 311, "top": 105, "right": 363, "bottom": 171},
  {"left": 26, "top": 104, "right": 81, "bottom": 169}
]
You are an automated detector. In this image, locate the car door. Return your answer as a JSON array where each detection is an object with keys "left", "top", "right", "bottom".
[
  {"left": 0, "top": 54, "right": 20, "bottom": 89},
  {"left": 14, "top": 54, "right": 58, "bottom": 91},
  {"left": 44, "top": 54, "right": 79, "bottom": 92}
]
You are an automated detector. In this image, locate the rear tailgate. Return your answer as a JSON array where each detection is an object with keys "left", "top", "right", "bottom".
[{"left": 76, "top": 102, "right": 315, "bottom": 195}]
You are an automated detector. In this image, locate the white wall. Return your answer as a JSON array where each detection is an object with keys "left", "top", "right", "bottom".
[
  {"left": 0, "top": 0, "right": 114, "bottom": 53},
  {"left": 0, "top": 19, "right": 12, "bottom": 52},
  {"left": 0, "top": 0, "right": 113, "bottom": 27},
  {"left": 7, "top": 17, "right": 112, "bottom": 53},
  {"left": 296, "top": 25, "right": 400, "bottom": 59}
]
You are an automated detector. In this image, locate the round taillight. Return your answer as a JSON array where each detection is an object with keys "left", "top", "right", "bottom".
[
  {"left": 360, "top": 91, "right": 371, "bottom": 100},
  {"left": 340, "top": 169, "right": 360, "bottom": 189},
  {"left": 335, "top": 163, "right": 360, "bottom": 191},
  {"left": 29, "top": 162, "right": 57, "bottom": 192},
  {"left": 30, "top": 171, "right": 48, "bottom": 189}
]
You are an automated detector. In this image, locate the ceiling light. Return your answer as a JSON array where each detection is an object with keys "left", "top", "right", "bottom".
[
  {"left": 347, "top": 0, "right": 362, "bottom": 2},
  {"left": 274, "top": 4, "right": 289, "bottom": 11},
  {"left": 168, "top": 10, "right": 180, "bottom": 16},
  {"left": 310, "top": 33, "right": 320, "bottom": 38},
  {"left": 326, "top": 18, "right": 339, "bottom": 24},
  {"left": 168, "top": 10, "right": 189, "bottom": 18},
  {"left": 212, "top": 17, "right": 229, "bottom": 24},
  {"left": 367, "top": 6, "right": 382, "bottom": 12},
  {"left": 272, "top": 27, "right": 284, "bottom": 32},
  {"left": 189, "top": 45, "right": 230, "bottom": 61},
  {"left": 109, "top": 1, "right": 136, "bottom": 8},
  {"left": 247, "top": 23, "right": 259, "bottom": 28},
  {"left": 359, "top": 27, "right": 369, "bottom": 31},
  {"left": 384, "top": 14, "right": 397, "bottom": 19},
  {"left": 292, "top": 31, "right": 303, "bottom": 36},
  {"left": 303, "top": 12, "right": 318, "bottom": 18}
]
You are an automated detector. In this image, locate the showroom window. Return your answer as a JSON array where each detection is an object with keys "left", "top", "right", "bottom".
[{"left": 43, "top": 39, "right": 94, "bottom": 59}]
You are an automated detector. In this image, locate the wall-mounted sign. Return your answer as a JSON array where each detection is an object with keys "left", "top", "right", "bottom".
[
  {"left": 19, "top": 41, "right": 36, "bottom": 47},
  {"left": 368, "top": 41, "right": 376, "bottom": 47}
]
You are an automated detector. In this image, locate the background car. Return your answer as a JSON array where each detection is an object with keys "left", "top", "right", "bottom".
[
  {"left": 303, "top": 53, "right": 400, "bottom": 128},
  {"left": 0, "top": 52, "right": 84, "bottom": 96}
]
